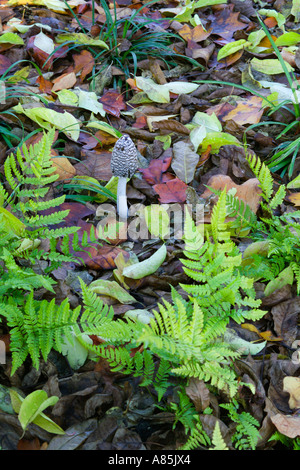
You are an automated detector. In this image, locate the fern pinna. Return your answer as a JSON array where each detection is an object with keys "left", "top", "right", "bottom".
[
  {"left": 0, "top": 129, "right": 80, "bottom": 272},
  {"left": 239, "top": 153, "right": 300, "bottom": 293}
]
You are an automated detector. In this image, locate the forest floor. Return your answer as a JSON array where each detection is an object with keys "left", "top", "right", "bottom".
[{"left": 0, "top": 0, "right": 300, "bottom": 452}]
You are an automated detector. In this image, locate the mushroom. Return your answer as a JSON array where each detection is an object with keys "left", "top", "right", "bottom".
[{"left": 111, "top": 134, "right": 138, "bottom": 220}]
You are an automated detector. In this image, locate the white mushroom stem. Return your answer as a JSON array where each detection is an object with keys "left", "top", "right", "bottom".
[{"left": 117, "top": 177, "right": 128, "bottom": 220}]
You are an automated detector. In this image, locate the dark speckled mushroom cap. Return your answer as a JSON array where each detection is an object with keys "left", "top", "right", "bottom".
[{"left": 111, "top": 134, "right": 138, "bottom": 178}]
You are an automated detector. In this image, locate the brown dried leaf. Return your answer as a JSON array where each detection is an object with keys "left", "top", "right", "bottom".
[
  {"left": 73, "top": 50, "right": 95, "bottom": 82},
  {"left": 52, "top": 72, "right": 77, "bottom": 92},
  {"left": 51, "top": 157, "right": 76, "bottom": 181},
  {"left": 74, "top": 150, "right": 113, "bottom": 181},
  {"left": 210, "top": 5, "right": 248, "bottom": 40},
  {"left": 186, "top": 378, "right": 210, "bottom": 412},
  {"left": 271, "top": 414, "right": 300, "bottom": 438},
  {"left": 200, "top": 175, "right": 262, "bottom": 213},
  {"left": 283, "top": 377, "right": 300, "bottom": 409},
  {"left": 152, "top": 120, "right": 190, "bottom": 135},
  {"left": 178, "top": 24, "right": 212, "bottom": 42},
  {"left": 271, "top": 298, "right": 300, "bottom": 346}
]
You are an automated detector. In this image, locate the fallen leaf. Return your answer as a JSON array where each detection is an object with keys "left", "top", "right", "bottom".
[
  {"left": 139, "top": 156, "right": 173, "bottom": 185},
  {"left": 17, "top": 438, "right": 41, "bottom": 450},
  {"left": 51, "top": 157, "right": 77, "bottom": 181},
  {"left": 73, "top": 50, "right": 95, "bottom": 81},
  {"left": 52, "top": 72, "right": 77, "bottom": 92},
  {"left": 99, "top": 90, "right": 126, "bottom": 117},
  {"left": 33, "top": 30, "right": 54, "bottom": 54},
  {"left": 152, "top": 119, "right": 190, "bottom": 135},
  {"left": 153, "top": 178, "right": 187, "bottom": 203},
  {"left": 264, "top": 266, "right": 294, "bottom": 297},
  {"left": 171, "top": 140, "right": 199, "bottom": 183},
  {"left": 178, "top": 24, "right": 212, "bottom": 42},
  {"left": 251, "top": 58, "right": 294, "bottom": 75},
  {"left": 146, "top": 114, "right": 177, "bottom": 132},
  {"left": 12, "top": 103, "right": 80, "bottom": 141},
  {"left": 0, "top": 54, "right": 12, "bottom": 74},
  {"left": 210, "top": 5, "right": 248, "bottom": 40},
  {"left": 283, "top": 377, "right": 300, "bottom": 409},
  {"left": 135, "top": 76, "right": 170, "bottom": 103},
  {"left": 287, "top": 192, "right": 300, "bottom": 206},
  {"left": 200, "top": 175, "right": 262, "bottom": 213},
  {"left": 198, "top": 127, "right": 241, "bottom": 152},
  {"left": 271, "top": 414, "right": 300, "bottom": 438},
  {"left": 186, "top": 378, "right": 210, "bottom": 412},
  {"left": 271, "top": 298, "right": 300, "bottom": 346},
  {"left": 89, "top": 279, "right": 136, "bottom": 303},
  {"left": 122, "top": 244, "right": 167, "bottom": 279},
  {"left": 74, "top": 150, "right": 113, "bottom": 181}
]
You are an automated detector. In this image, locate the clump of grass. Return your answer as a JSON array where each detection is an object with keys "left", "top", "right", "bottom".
[
  {"left": 50, "top": 0, "right": 201, "bottom": 79},
  {"left": 196, "top": 14, "right": 300, "bottom": 179}
]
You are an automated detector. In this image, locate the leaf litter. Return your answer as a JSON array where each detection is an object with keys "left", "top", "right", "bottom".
[{"left": 0, "top": 0, "right": 300, "bottom": 452}]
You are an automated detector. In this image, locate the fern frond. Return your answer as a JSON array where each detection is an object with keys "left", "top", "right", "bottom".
[
  {"left": 221, "top": 399, "right": 260, "bottom": 450},
  {"left": 179, "top": 416, "right": 211, "bottom": 450},
  {"left": 209, "top": 421, "right": 229, "bottom": 450},
  {"left": 246, "top": 153, "right": 273, "bottom": 202}
]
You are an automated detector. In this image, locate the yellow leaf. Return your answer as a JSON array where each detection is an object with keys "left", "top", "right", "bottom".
[{"left": 51, "top": 157, "right": 76, "bottom": 181}]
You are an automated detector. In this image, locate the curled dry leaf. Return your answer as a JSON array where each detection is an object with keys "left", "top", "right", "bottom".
[
  {"left": 271, "top": 414, "right": 300, "bottom": 439},
  {"left": 283, "top": 377, "right": 300, "bottom": 409},
  {"left": 200, "top": 175, "right": 262, "bottom": 213}
]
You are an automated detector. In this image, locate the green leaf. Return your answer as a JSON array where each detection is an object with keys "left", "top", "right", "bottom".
[
  {"left": 194, "top": 0, "right": 227, "bottom": 6},
  {"left": 247, "top": 30, "right": 267, "bottom": 48},
  {"left": 288, "top": 174, "right": 300, "bottom": 188},
  {"left": 0, "top": 32, "right": 24, "bottom": 45},
  {"left": 0, "top": 207, "right": 26, "bottom": 237},
  {"left": 56, "top": 89, "right": 79, "bottom": 106},
  {"left": 9, "top": 389, "right": 65, "bottom": 435},
  {"left": 192, "top": 112, "right": 222, "bottom": 131},
  {"left": 217, "top": 40, "right": 250, "bottom": 61},
  {"left": 154, "top": 135, "right": 172, "bottom": 150},
  {"left": 188, "top": 112, "right": 222, "bottom": 151},
  {"left": 223, "top": 328, "right": 266, "bottom": 355},
  {"left": 189, "top": 125, "right": 207, "bottom": 151},
  {"left": 275, "top": 32, "right": 300, "bottom": 47},
  {"left": 251, "top": 58, "right": 294, "bottom": 75},
  {"left": 76, "top": 89, "right": 106, "bottom": 116},
  {"left": 12, "top": 104, "right": 80, "bottom": 141},
  {"left": 163, "top": 81, "right": 199, "bottom": 94},
  {"left": 122, "top": 244, "right": 167, "bottom": 279},
  {"left": 200, "top": 132, "right": 241, "bottom": 153},
  {"left": 292, "top": 0, "right": 300, "bottom": 21},
  {"left": 9, "top": 389, "right": 23, "bottom": 414},
  {"left": 135, "top": 77, "right": 170, "bottom": 103},
  {"left": 258, "top": 9, "right": 286, "bottom": 30},
  {"left": 31, "top": 412, "right": 65, "bottom": 435},
  {"left": 88, "top": 279, "right": 137, "bottom": 303},
  {"left": 18, "top": 390, "right": 58, "bottom": 431},
  {"left": 264, "top": 266, "right": 294, "bottom": 296},
  {"left": 86, "top": 117, "right": 122, "bottom": 138},
  {"left": 56, "top": 33, "right": 109, "bottom": 50},
  {"left": 61, "top": 333, "right": 92, "bottom": 370}
]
